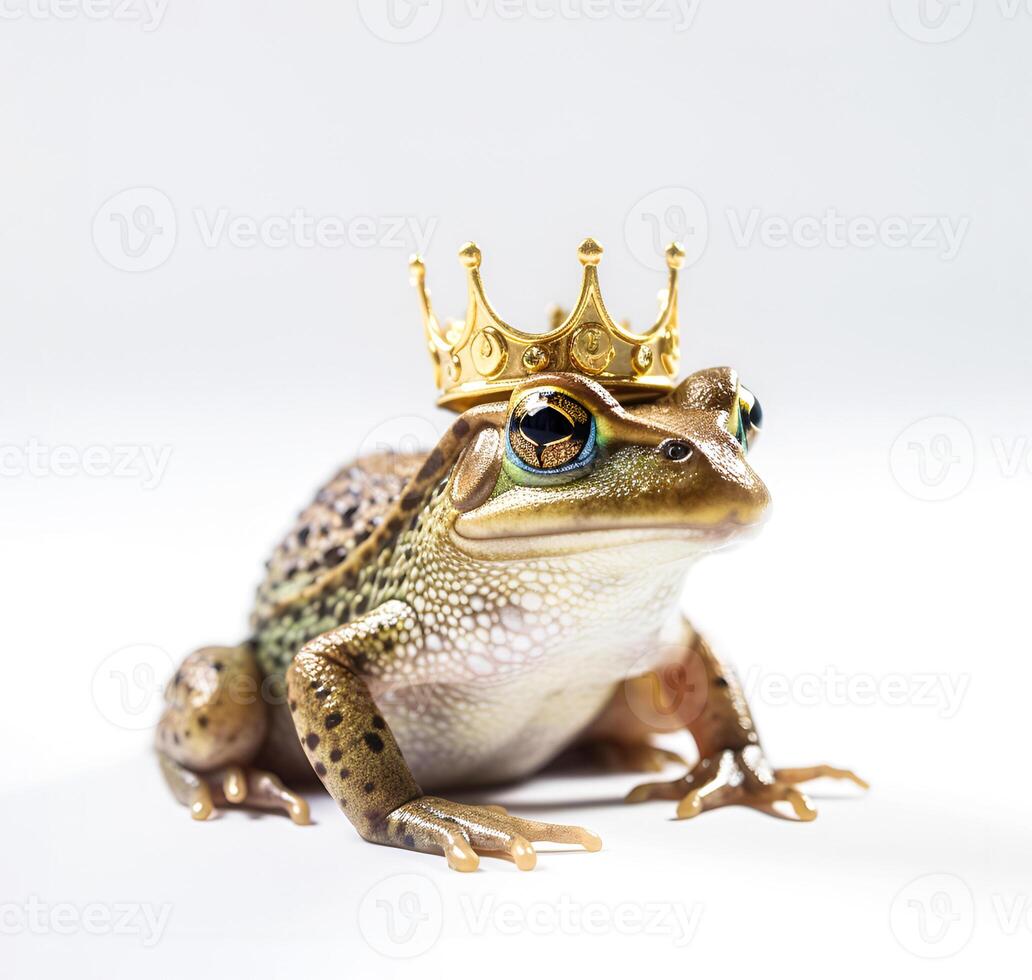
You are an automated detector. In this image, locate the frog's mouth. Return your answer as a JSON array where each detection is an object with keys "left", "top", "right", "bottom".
[{"left": 449, "top": 519, "right": 758, "bottom": 562}]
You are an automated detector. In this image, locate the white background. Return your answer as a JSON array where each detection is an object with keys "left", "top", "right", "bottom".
[{"left": 2, "top": 1, "right": 1030, "bottom": 976}]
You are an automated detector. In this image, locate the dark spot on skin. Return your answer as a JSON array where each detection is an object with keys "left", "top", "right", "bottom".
[
  {"left": 314, "top": 762, "right": 327, "bottom": 777},
  {"left": 363, "top": 732, "right": 385, "bottom": 753},
  {"left": 453, "top": 418, "right": 470, "bottom": 438},
  {"left": 341, "top": 505, "right": 359, "bottom": 523},
  {"left": 339, "top": 768, "right": 350, "bottom": 779},
  {"left": 297, "top": 526, "right": 310, "bottom": 546},
  {"left": 715, "top": 677, "right": 729, "bottom": 688},
  {"left": 183, "top": 730, "right": 191, "bottom": 739},
  {"left": 325, "top": 712, "right": 342, "bottom": 730},
  {"left": 363, "top": 810, "right": 382, "bottom": 830},
  {"left": 306, "top": 733, "right": 320, "bottom": 750},
  {"left": 172, "top": 733, "right": 180, "bottom": 745},
  {"left": 315, "top": 688, "right": 329, "bottom": 700},
  {"left": 417, "top": 449, "right": 444, "bottom": 480},
  {"left": 353, "top": 529, "right": 370, "bottom": 546},
  {"left": 401, "top": 492, "right": 421, "bottom": 510},
  {"left": 173, "top": 671, "right": 182, "bottom": 686},
  {"left": 325, "top": 546, "right": 347, "bottom": 567},
  {"left": 386, "top": 517, "right": 403, "bottom": 536},
  {"left": 363, "top": 782, "right": 374, "bottom": 794},
  {"left": 213, "top": 661, "right": 224, "bottom": 672},
  {"left": 310, "top": 681, "right": 320, "bottom": 690},
  {"left": 404, "top": 834, "right": 415, "bottom": 848},
  {"left": 289, "top": 700, "right": 297, "bottom": 712},
  {"left": 372, "top": 715, "right": 386, "bottom": 730},
  {"left": 197, "top": 715, "right": 208, "bottom": 729},
  {"left": 330, "top": 749, "right": 342, "bottom": 762}
]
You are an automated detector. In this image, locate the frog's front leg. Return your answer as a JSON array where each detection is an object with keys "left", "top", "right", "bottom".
[
  {"left": 286, "top": 600, "right": 602, "bottom": 872},
  {"left": 624, "top": 618, "right": 868, "bottom": 821}
]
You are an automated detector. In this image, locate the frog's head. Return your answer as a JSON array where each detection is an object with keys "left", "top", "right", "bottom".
[{"left": 446, "top": 369, "right": 769, "bottom": 561}]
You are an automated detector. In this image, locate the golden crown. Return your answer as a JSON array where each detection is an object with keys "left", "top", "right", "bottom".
[{"left": 410, "top": 237, "right": 685, "bottom": 411}]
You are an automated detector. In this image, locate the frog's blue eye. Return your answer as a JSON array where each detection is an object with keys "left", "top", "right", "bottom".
[{"left": 505, "top": 390, "right": 597, "bottom": 481}]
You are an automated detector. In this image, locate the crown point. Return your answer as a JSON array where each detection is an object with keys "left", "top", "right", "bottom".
[
  {"left": 409, "top": 255, "right": 425, "bottom": 281},
  {"left": 578, "top": 238, "right": 603, "bottom": 267},
  {"left": 665, "top": 242, "right": 686, "bottom": 270},
  {"left": 458, "top": 242, "right": 482, "bottom": 269}
]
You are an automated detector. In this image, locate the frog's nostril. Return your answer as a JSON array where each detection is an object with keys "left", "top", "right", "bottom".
[{"left": 659, "top": 439, "right": 693, "bottom": 463}]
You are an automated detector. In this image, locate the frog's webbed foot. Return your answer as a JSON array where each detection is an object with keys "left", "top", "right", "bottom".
[
  {"left": 382, "top": 796, "right": 602, "bottom": 872},
  {"left": 625, "top": 747, "right": 868, "bottom": 821},
  {"left": 159, "top": 754, "right": 311, "bottom": 825}
]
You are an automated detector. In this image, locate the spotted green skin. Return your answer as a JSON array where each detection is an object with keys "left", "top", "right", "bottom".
[{"left": 251, "top": 451, "right": 430, "bottom": 676}]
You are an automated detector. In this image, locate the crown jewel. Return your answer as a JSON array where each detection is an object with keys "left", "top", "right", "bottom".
[{"left": 410, "top": 237, "right": 685, "bottom": 411}]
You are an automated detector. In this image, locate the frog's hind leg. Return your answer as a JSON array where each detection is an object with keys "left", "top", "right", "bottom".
[{"left": 156, "top": 644, "right": 310, "bottom": 825}]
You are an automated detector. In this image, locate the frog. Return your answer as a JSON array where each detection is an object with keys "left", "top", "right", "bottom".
[{"left": 156, "top": 366, "right": 866, "bottom": 872}]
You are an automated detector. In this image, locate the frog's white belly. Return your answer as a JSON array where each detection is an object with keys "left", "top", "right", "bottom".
[{"left": 372, "top": 549, "right": 692, "bottom": 789}]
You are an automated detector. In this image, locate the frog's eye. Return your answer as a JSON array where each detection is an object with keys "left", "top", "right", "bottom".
[
  {"left": 505, "top": 389, "right": 597, "bottom": 482},
  {"left": 735, "top": 386, "right": 762, "bottom": 451}
]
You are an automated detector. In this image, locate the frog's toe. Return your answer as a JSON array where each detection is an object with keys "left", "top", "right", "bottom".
[
  {"left": 385, "top": 796, "right": 601, "bottom": 872},
  {"left": 158, "top": 754, "right": 311, "bottom": 825},
  {"left": 626, "top": 748, "right": 866, "bottom": 822}
]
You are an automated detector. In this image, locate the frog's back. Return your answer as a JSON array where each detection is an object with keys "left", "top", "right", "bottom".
[{"left": 251, "top": 451, "right": 426, "bottom": 674}]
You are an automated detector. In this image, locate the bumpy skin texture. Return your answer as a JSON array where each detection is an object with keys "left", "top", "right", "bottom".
[{"left": 157, "top": 368, "right": 864, "bottom": 870}]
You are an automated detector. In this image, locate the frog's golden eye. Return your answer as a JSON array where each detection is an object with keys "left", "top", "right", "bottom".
[
  {"left": 735, "top": 386, "right": 763, "bottom": 451},
  {"left": 506, "top": 390, "right": 597, "bottom": 477}
]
